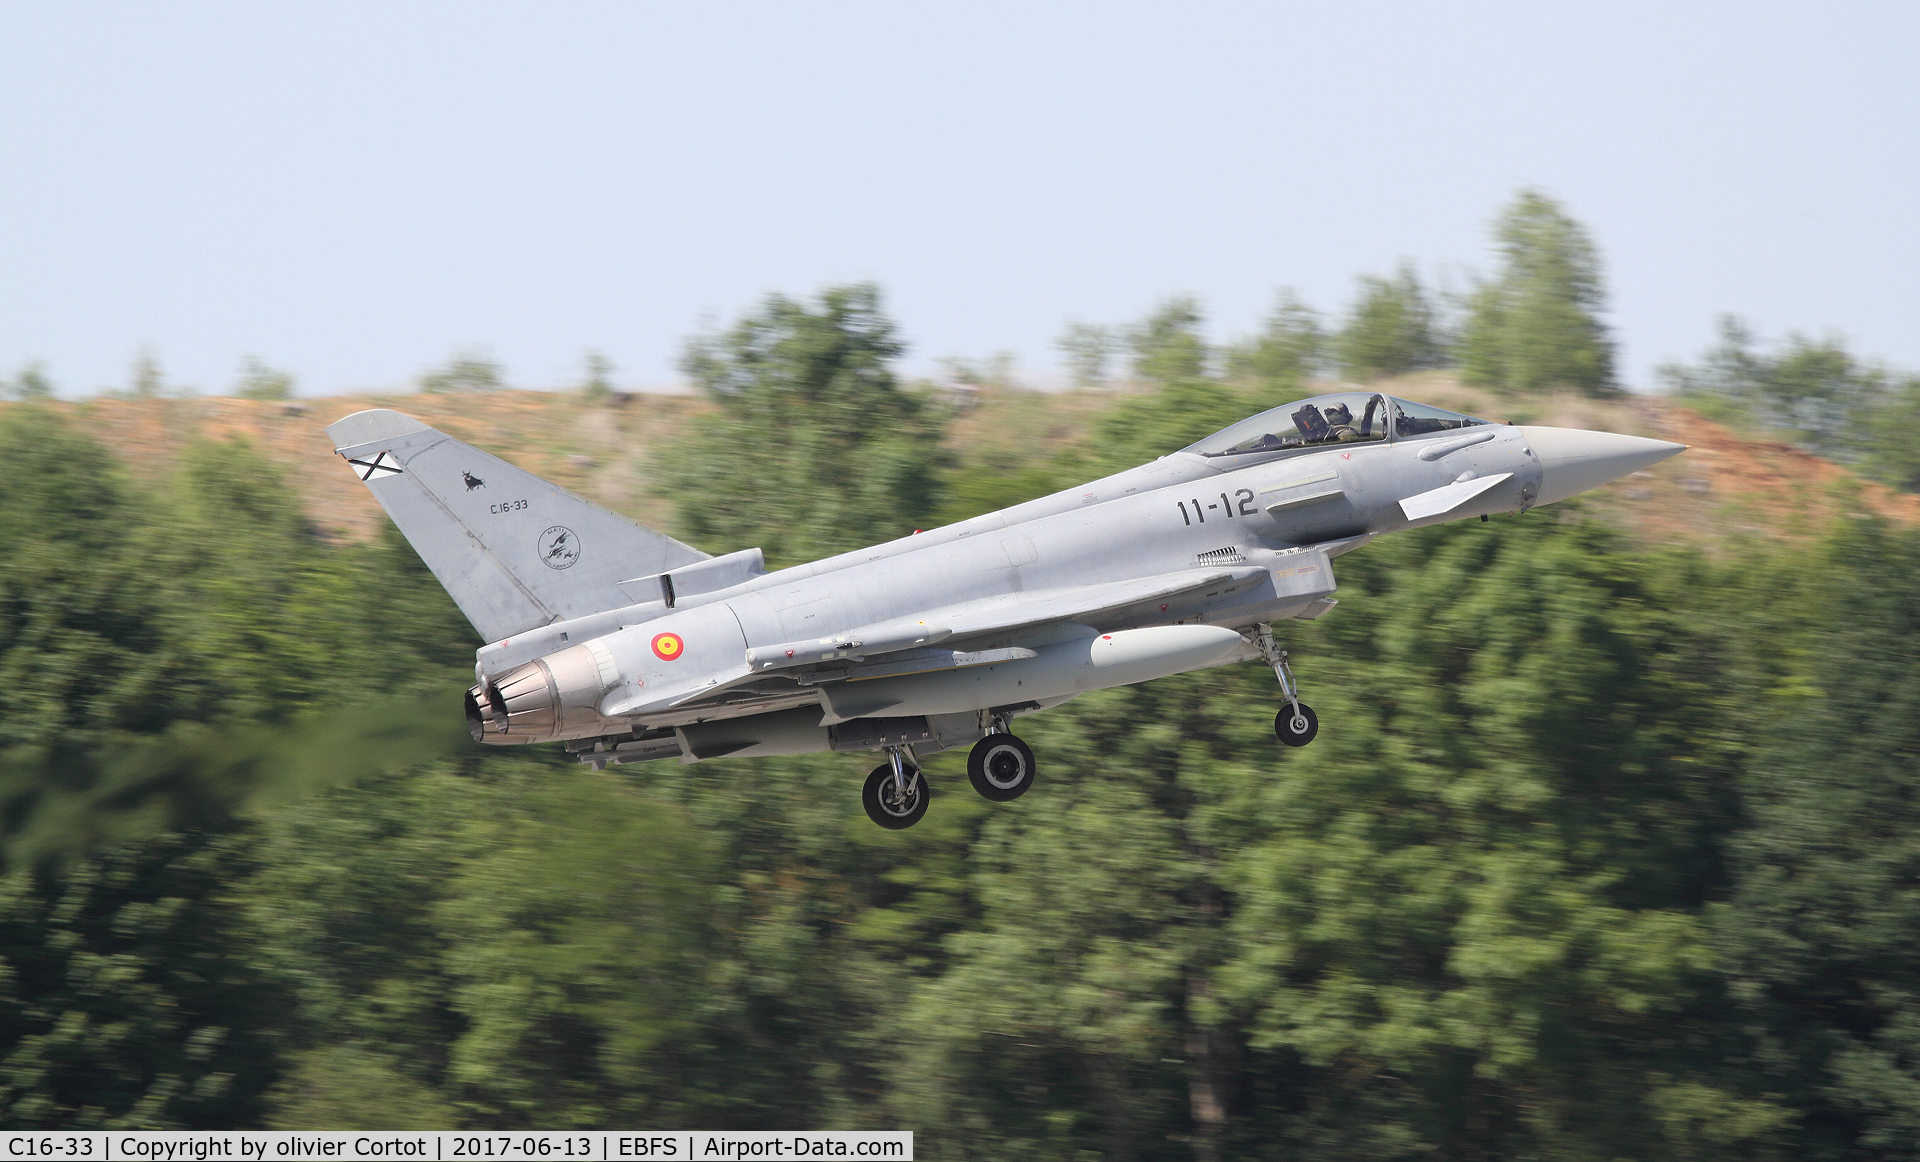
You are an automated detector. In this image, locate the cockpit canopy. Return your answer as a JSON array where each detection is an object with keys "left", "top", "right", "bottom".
[{"left": 1182, "top": 393, "right": 1492, "bottom": 459}]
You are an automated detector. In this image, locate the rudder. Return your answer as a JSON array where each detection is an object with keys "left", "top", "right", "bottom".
[{"left": 328, "top": 408, "right": 709, "bottom": 642}]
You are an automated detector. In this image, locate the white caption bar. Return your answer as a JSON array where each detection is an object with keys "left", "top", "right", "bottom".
[{"left": 2, "top": 1134, "right": 911, "bottom": 1162}]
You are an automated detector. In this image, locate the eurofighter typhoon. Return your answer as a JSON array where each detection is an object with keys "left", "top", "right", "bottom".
[{"left": 329, "top": 393, "right": 1683, "bottom": 829}]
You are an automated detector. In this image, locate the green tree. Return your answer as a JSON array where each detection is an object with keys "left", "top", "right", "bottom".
[
  {"left": 663, "top": 283, "right": 944, "bottom": 566},
  {"left": 128, "top": 348, "right": 167, "bottom": 399},
  {"left": 1336, "top": 264, "right": 1445, "bottom": 381},
  {"left": 579, "top": 350, "right": 615, "bottom": 402},
  {"left": 420, "top": 348, "right": 503, "bottom": 393},
  {"left": 1460, "top": 190, "right": 1615, "bottom": 395},
  {"left": 0, "top": 412, "right": 479, "bottom": 1128},
  {"left": 132, "top": 436, "right": 471, "bottom": 725},
  {"left": 890, "top": 516, "right": 1785, "bottom": 1160},
  {"left": 1209, "top": 519, "right": 1779, "bottom": 1159},
  {"left": 0, "top": 408, "right": 172, "bottom": 743},
  {"left": 264, "top": 1047, "right": 461, "bottom": 1131},
  {"left": 436, "top": 771, "right": 724, "bottom": 1125},
  {"left": 1715, "top": 520, "right": 1920, "bottom": 1158},
  {"left": 1058, "top": 321, "right": 1116, "bottom": 388},
  {"left": 1129, "top": 297, "right": 1210, "bottom": 386},
  {"left": 9, "top": 362, "right": 54, "bottom": 401},
  {"left": 1084, "top": 298, "right": 1247, "bottom": 472},
  {"left": 1091, "top": 378, "right": 1246, "bottom": 475},
  {"left": 0, "top": 832, "right": 293, "bottom": 1127},
  {"left": 234, "top": 356, "right": 295, "bottom": 402},
  {"left": 1659, "top": 316, "right": 1768, "bottom": 425},
  {"left": 1227, "top": 289, "right": 1325, "bottom": 402},
  {"left": 1860, "top": 377, "right": 1920, "bottom": 491}
]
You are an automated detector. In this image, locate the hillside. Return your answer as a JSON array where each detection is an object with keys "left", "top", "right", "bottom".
[{"left": 32, "top": 375, "right": 1920, "bottom": 553}]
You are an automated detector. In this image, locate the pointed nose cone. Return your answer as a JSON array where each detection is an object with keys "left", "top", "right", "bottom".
[{"left": 1518, "top": 427, "right": 1687, "bottom": 506}]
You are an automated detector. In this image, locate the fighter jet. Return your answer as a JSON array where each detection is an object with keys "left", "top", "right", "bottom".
[{"left": 329, "top": 391, "right": 1682, "bottom": 829}]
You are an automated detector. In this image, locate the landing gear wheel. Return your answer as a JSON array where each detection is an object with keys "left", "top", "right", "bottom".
[
  {"left": 1247, "top": 623, "right": 1319, "bottom": 748},
  {"left": 1274, "top": 702, "right": 1319, "bottom": 747},
  {"left": 863, "top": 763, "right": 930, "bottom": 829},
  {"left": 968, "top": 734, "right": 1036, "bottom": 802}
]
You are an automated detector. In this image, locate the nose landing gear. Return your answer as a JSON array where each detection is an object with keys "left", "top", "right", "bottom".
[
  {"left": 1248, "top": 623, "right": 1319, "bottom": 747},
  {"left": 1274, "top": 702, "right": 1319, "bottom": 747}
]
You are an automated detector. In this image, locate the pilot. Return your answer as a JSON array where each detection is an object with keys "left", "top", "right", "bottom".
[{"left": 1323, "top": 402, "right": 1362, "bottom": 442}]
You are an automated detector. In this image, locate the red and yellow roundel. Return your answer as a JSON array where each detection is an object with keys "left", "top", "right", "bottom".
[{"left": 651, "top": 632, "right": 685, "bottom": 661}]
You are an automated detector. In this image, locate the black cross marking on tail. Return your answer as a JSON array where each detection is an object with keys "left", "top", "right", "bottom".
[{"left": 348, "top": 451, "right": 403, "bottom": 481}]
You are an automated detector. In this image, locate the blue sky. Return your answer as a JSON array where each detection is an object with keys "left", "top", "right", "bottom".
[{"left": 3, "top": 2, "right": 1915, "bottom": 395}]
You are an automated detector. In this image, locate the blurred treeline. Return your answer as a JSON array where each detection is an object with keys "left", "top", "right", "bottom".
[
  {"left": 1049, "top": 188, "right": 1920, "bottom": 501},
  {"left": 5, "top": 242, "right": 1920, "bottom": 1160},
  {"left": 1660, "top": 318, "right": 1920, "bottom": 492},
  {"left": 1052, "top": 190, "right": 1618, "bottom": 403}
]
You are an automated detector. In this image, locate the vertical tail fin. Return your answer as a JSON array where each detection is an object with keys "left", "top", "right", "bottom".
[{"left": 327, "top": 408, "right": 708, "bottom": 642}]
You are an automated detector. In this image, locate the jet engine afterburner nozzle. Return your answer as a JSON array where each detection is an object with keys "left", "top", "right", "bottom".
[
  {"left": 467, "top": 641, "right": 628, "bottom": 745},
  {"left": 464, "top": 685, "right": 496, "bottom": 742}
]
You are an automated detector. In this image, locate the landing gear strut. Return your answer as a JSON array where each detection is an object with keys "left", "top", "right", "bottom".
[
  {"left": 863, "top": 745, "right": 929, "bottom": 829},
  {"left": 1248, "top": 622, "right": 1319, "bottom": 747}
]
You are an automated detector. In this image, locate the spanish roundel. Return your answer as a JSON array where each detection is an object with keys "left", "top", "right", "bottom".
[{"left": 651, "top": 632, "right": 684, "bottom": 661}]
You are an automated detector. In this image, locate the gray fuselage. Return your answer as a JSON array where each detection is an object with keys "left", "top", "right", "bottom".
[{"left": 476, "top": 422, "right": 1545, "bottom": 753}]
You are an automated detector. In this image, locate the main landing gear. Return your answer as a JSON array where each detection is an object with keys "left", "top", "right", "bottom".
[
  {"left": 863, "top": 746, "right": 929, "bottom": 830},
  {"left": 967, "top": 725, "right": 1036, "bottom": 802},
  {"left": 1249, "top": 623, "right": 1319, "bottom": 748},
  {"left": 861, "top": 719, "right": 1040, "bottom": 830}
]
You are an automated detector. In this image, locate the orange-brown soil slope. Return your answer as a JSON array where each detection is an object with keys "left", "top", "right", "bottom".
[
  {"left": 36, "top": 391, "right": 707, "bottom": 543},
  {"left": 13, "top": 385, "right": 1916, "bottom": 553}
]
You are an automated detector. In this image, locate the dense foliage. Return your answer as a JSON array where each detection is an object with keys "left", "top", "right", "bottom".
[
  {"left": 2, "top": 291, "right": 1918, "bottom": 1158},
  {"left": 1335, "top": 264, "right": 1447, "bottom": 382},
  {"left": 1221, "top": 292, "right": 1324, "bottom": 402},
  {"left": 1058, "top": 189, "right": 1618, "bottom": 399},
  {"left": 663, "top": 284, "right": 947, "bottom": 568}
]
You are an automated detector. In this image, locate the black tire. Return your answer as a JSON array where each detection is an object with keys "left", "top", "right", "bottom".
[
  {"left": 863, "top": 763, "right": 930, "bottom": 829},
  {"left": 968, "top": 734, "right": 1037, "bottom": 802},
  {"left": 1275, "top": 702, "right": 1319, "bottom": 747}
]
